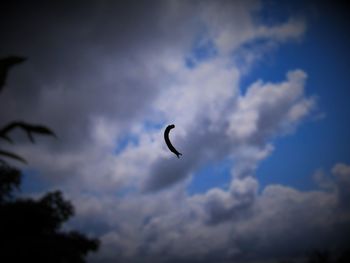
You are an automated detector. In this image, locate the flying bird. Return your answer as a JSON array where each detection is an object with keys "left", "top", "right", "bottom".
[{"left": 164, "top": 124, "right": 182, "bottom": 158}]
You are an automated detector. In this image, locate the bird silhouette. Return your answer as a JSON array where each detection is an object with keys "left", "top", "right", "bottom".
[{"left": 164, "top": 124, "right": 182, "bottom": 158}]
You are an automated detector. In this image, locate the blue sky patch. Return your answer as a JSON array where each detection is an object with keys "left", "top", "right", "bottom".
[
  {"left": 143, "top": 120, "right": 165, "bottom": 132},
  {"left": 247, "top": 5, "right": 350, "bottom": 191},
  {"left": 187, "top": 158, "right": 232, "bottom": 194},
  {"left": 21, "top": 169, "right": 51, "bottom": 195},
  {"left": 185, "top": 38, "right": 218, "bottom": 68},
  {"left": 114, "top": 133, "right": 139, "bottom": 155}
]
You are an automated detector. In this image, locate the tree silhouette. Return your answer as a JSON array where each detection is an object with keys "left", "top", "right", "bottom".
[
  {"left": 306, "top": 250, "right": 350, "bottom": 263},
  {"left": 0, "top": 56, "right": 99, "bottom": 262},
  {"left": 0, "top": 164, "right": 99, "bottom": 262},
  {"left": 276, "top": 249, "right": 350, "bottom": 263}
]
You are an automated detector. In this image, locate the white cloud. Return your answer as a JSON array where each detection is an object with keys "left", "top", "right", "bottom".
[
  {"left": 227, "top": 70, "right": 312, "bottom": 141},
  {"left": 2, "top": 1, "right": 344, "bottom": 263},
  {"left": 332, "top": 163, "right": 350, "bottom": 211},
  {"left": 77, "top": 163, "right": 350, "bottom": 263}
]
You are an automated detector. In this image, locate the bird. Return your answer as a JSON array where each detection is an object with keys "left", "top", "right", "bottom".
[{"left": 164, "top": 124, "right": 182, "bottom": 158}]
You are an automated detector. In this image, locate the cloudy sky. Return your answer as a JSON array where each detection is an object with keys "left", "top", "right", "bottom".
[{"left": 1, "top": 1, "right": 350, "bottom": 262}]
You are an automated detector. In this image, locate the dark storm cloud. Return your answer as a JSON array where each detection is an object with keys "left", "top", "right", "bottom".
[
  {"left": 2, "top": 1, "right": 349, "bottom": 263},
  {"left": 0, "top": 0, "right": 196, "bottom": 150},
  {"left": 0, "top": 0, "right": 210, "bottom": 211}
]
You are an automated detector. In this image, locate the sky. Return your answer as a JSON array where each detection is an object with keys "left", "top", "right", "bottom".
[{"left": 1, "top": 1, "right": 350, "bottom": 262}]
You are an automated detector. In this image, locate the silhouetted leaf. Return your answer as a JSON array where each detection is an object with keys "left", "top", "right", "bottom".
[
  {"left": 25, "top": 124, "right": 57, "bottom": 138},
  {"left": 0, "top": 150, "right": 27, "bottom": 164},
  {"left": 0, "top": 121, "right": 57, "bottom": 143},
  {"left": 0, "top": 134, "right": 13, "bottom": 144},
  {"left": 0, "top": 56, "right": 27, "bottom": 92}
]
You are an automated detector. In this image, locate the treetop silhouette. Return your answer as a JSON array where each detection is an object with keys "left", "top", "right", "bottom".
[{"left": 0, "top": 56, "right": 99, "bottom": 262}]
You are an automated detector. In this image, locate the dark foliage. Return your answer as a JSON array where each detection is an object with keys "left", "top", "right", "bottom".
[
  {"left": 0, "top": 165, "right": 99, "bottom": 262},
  {"left": 0, "top": 56, "right": 56, "bottom": 165},
  {"left": 0, "top": 56, "right": 99, "bottom": 262},
  {"left": 0, "top": 56, "right": 26, "bottom": 92},
  {"left": 0, "top": 164, "right": 21, "bottom": 203},
  {"left": 277, "top": 250, "right": 350, "bottom": 263},
  {"left": 306, "top": 249, "right": 350, "bottom": 263}
]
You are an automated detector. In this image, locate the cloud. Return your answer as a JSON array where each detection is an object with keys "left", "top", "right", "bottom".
[
  {"left": 143, "top": 69, "right": 313, "bottom": 191},
  {"left": 73, "top": 163, "right": 350, "bottom": 263},
  {"left": 197, "top": 176, "right": 259, "bottom": 225},
  {"left": 0, "top": 0, "right": 311, "bottom": 193},
  {"left": 227, "top": 70, "right": 312, "bottom": 142},
  {"left": 332, "top": 163, "right": 350, "bottom": 211},
  {"left": 1, "top": 1, "right": 347, "bottom": 263}
]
